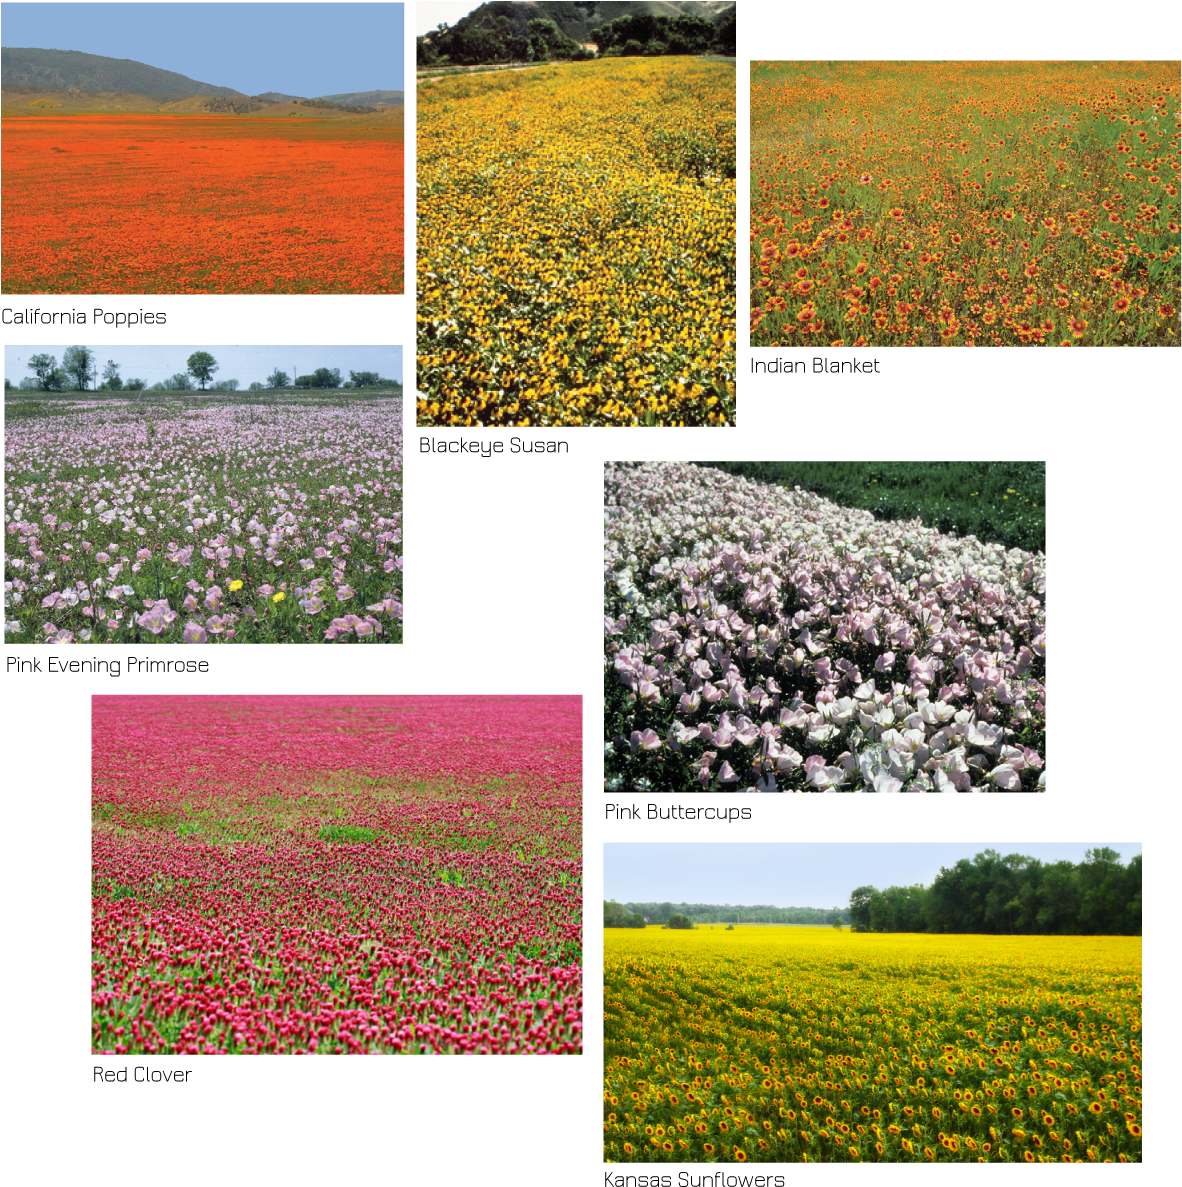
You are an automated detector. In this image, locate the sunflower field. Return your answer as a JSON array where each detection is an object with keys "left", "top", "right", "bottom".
[
  {"left": 605, "top": 926, "right": 1141, "bottom": 1163},
  {"left": 418, "top": 57, "right": 736, "bottom": 426}
]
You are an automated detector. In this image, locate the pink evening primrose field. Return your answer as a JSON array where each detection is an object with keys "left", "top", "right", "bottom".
[
  {"left": 5, "top": 392, "right": 402, "bottom": 643},
  {"left": 604, "top": 463, "right": 1046, "bottom": 793},
  {"left": 93, "top": 696, "right": 582, "bottom": 1055}
]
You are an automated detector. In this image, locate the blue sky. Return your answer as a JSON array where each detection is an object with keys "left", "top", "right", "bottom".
[
  {"left": 605, "top": 843, "right": 1143, "bottom": 908},
  {"left": 6, "top": 345, "right": 401, "bottom": 387},
  {"left": 1, "top": 3, "right": 404, "bottom": 95}
]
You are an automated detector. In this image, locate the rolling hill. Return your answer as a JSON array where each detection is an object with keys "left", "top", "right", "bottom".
[
  {"left": 1, "top": 49, "right": 402, "bottom": 116},
  {"left": 1, "top": 47, "right": 238, "bottom": 96}
]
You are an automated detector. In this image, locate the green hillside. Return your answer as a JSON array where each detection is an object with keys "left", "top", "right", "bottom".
[{"left": 1, "top": 46, "right": 238, "bottom": 96}]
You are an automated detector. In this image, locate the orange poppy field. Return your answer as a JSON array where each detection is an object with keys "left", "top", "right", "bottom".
[
  {"left": 1, "top": 114, "right": 404, "bottom": 293},
  {"left": 751, "top": 62, "right": 1179, "bottom": 347}
]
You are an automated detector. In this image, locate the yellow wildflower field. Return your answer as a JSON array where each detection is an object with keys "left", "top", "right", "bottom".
[
  {"left": 417, "top": 58, "right": 736, "bottom": 427},
  {"left": 605, "top": 926, "right": 1141, "bottom": 1163}
]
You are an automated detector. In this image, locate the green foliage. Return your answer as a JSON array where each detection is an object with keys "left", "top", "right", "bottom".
[
  {"left": 186, "top": 351, "right": 218, "bottom": 390},
  {"left": 695, "top": 461, "right": 1045, "bottom": 554},
  {"left": 3, "top": 401, "right": 48, "bottom": 424},
  {"left": 318, "top": 824, "right": 380, "bottom": 844},
  {"left": 1147, "top": 248, "right": 1180, "bottom": 285},
  {"left": 648, "top": 122, "right": 735, "bottom": 181},
  {"left": 666, "top": 913, "right": 693, "bottom": 930},
  {"left": 604, "top": 900, "right": 647, "bottom": 928}
]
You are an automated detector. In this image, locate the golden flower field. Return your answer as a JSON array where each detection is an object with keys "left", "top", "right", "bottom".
[
  {"left": 417, "top": 58, "right": 735, "bottom": 426},
  {"left": 604, "top": 926, "right": 1141, "bottom": 1163},
  {"left": 751, "top": 61, "right": 1179, "bottom": 347}
]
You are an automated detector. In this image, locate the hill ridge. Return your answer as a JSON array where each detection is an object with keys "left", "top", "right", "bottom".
[{"left": 2, "top": 48, "right": 402, "bottom": 105}]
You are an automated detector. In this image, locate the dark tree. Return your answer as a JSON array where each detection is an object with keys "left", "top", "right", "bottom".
[
  {"left": 60, "top": 346, "right": 95, "bottom": 391},
  {"left": 186, "top": 351, "right": 218, "bottom": 391}
]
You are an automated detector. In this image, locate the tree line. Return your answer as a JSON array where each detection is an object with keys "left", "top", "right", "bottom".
[
  {"left": 7, "top": 349, "right": 398, "bottom": 393},
  {"left": 605, "top": 900, "right": 850, "bottom": 928},
  {"left": 420, "top": 15, "right": 591, "bottom": 67},
  {"left": 849, "top": 848, "right": 1141, "bottom": 936},
  {"left": 595, "top": 11, "right": 736, "bottom": 58},
  {"left": 604, "top": 849, "right": 1141, "bottom": 935},
  {"left": 203, "top": 96, "right": 382, "bottom": 114},
  {"left": 417, "top": 6, "right": 735, "bottom": 68}
]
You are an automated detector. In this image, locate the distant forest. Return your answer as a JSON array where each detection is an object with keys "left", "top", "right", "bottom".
[
  {"left": 851, "top": 848, "right": 1141, "bottom": 936},
  {"left": 604, "top": 848, "right": 1141, "bottom": 935},
  {"left": 604, "top": 901, "right": 848, "bottom": 927}
]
